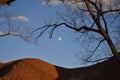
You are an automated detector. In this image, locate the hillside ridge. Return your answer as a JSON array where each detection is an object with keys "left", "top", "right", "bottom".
[{"left": 0, "top": 57, "right": 120, "bottom": 80}]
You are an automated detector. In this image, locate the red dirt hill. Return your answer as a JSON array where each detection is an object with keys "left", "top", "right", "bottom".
[
  {"left": 0, "top": 58, "right": 58, "bottom": 80},
  {"left": 0, "top": 57, "right": 120, "bottom": 80}
]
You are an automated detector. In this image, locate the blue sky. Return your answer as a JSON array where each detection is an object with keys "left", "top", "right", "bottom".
[{"left": 0, "top": 0, "right": 85, "bottom": 68}]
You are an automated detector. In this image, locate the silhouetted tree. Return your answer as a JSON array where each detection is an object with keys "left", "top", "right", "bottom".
[{"left": 32, "top": 0, "right": 120, "bottom": 63}]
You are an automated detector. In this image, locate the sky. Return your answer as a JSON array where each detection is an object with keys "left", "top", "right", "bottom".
[{"left": 0, "top": 0, "right": 85, "bottom": 68}]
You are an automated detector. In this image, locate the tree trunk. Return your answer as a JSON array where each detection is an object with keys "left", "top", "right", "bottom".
[
  {"left": 84, "top": 0, "right": 120, "bottom": 62},
  {"left": 97, "top": 22, "right": 120, "bottom": 62},
  {"left": 101, "top": 30, "right": 120, "bottom": 62}
]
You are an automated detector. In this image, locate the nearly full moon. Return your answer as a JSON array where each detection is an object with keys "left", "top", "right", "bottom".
[{"left": 58, "top": 37, "right": 62, "bottom": 41}]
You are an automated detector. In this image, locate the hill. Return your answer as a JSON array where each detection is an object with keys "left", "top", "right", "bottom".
[
  {"left": 56, "top": 57, "right": 120, "bottom": 80},
  {"left": 0, "top": 57, "right": 120, "bottom": 80},
  {"left": 0, "top": 58, "right": 58, "bottom": 80}
]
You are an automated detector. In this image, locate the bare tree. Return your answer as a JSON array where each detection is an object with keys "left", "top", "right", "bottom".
[
  {"left": 32, "top": 0, "right": 120, "bottom": 63},
  {"left": 0, "top": 3, "right": 31, "bottom": 42}
]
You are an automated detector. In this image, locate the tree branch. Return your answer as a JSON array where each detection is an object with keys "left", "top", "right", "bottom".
[
  {"left": 79, "top": 56, "right": 111, "bottom": 63},
  {"left": 93, "top": 39, "right": 105, "bottom": 54},
  {"left": 31, "top": 22, "right": 101, "bottom": 42},
  {"left": 101, "top": 14, "right": 108, "bottom": 34},
  {"left": 103, "top": 9, "right": 120, "bottom": 14},
  {"left": 57, "top": 23, "right": 100, "bottom": 34},
  {"left": 87, "top": 0, "right": 99, "bottom": 11},
  {"left": 82, "top": 39, "right": 105, "bottom": 62}
]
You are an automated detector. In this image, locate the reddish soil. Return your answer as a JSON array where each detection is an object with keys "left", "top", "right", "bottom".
[
  {"left": 0, "top": 58, "right": 58, "bottom": 80},
  {"left": 0, "top": 57, "right": 120, "bottom": 80}
]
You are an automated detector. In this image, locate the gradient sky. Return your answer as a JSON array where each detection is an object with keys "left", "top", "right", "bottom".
[{"left": 0, "top": 0, "right": 85, "bottom": 68}]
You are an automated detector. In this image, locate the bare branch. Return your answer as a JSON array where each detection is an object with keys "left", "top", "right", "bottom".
[
  {"left": 30, "top": 25, "right": 49, "bottom": 35},
  {"left": 49, "top": 26, "right": 57, "bottom": 38},
  {"left": 57, "top": 23, "right": 100, "bottom": 34},
  {"left": 110, "top": 13, "right": 120, "bottom": 24},
  {"left": 31, "top": 22, "right": 101, "bottom": 40},
  {"left": 79, "top": 56, "right": 110, "bottom": 63},
  {"left": 87, "top": 0, "right": 99, "bottom": 11},
  {"left": 81, "top": 39, "right": 105, "bottom": 63},
  {"left": 36, "top": 26, "right": 50, "bottom": 42},
  {"left": 101, "top": 14, "right": 108, "bottom": 34},
  {"left": 93, "top": 39, "right": 105, "bottom": 54},
  {"left": 103, "top": 9, "right": 120, "bottom": 14},
  {"left": 84, "top": 0, "right": 97, "bottom": 22}
]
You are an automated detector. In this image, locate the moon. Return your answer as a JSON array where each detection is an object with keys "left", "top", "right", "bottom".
[{"left": 58, "top": 37, "right": 62, "bottom": 41}]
